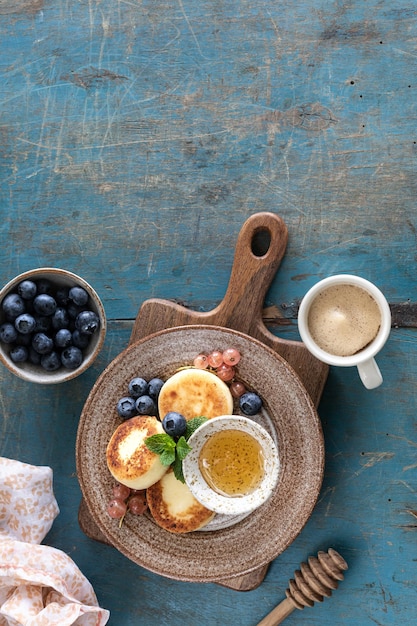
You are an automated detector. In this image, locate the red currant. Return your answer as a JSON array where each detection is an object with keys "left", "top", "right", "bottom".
[
  {"left": 128, "top": 493, "right": 148, "bottom": 515},
  {"left": 223, "top": 348, "right": 241, "bottom": 366},
  {"left": 216, "top": 363, "right": 235, "bottom": 381},
  {"left": 230, "top": 381, "right": 246, "bottom": 398},
  {"left": 107, "top": 498, "right": 127, "bottom": 519},
  {"left": 208, "top": 350, "right": 223, "bottom": 368},
  {"left": 194, "top": 354, "right": 209, "bottom": 369},
  {"left": 112, "top": 483, "right": 131, "bottom": 500}
]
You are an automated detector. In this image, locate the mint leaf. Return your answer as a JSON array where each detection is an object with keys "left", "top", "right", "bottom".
[
  {"left": 145, "top": 433, "right": 176, "bottom": 466},
  {"left": 145, "top": 417, "right": 208, "bottom": 483},
  {"left": 176, "top": 436, "right": 192, "bottom": 461},
  {"left": 173, "top": 419, "right": 206, "bottom": 482},
  {"left": 172, "top": 454, "right": 185, "bottom": 483},
  {"left": 145, "top": 433, "right": 175, "bottom": 453},
  {"left": 185, "top": 416, "right": 208, "bottom": 440},
  {"left": 159, "top": 447, "right": 176, "bottom": 466}
]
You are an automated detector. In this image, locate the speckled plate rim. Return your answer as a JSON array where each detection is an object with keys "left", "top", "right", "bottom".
[{"left": 76, "top": 325, "right": 324, "bottom": 583}]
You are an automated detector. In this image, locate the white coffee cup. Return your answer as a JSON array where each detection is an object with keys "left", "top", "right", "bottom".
[{"left": 298, "top": 274, "right": 391, "bottom": 389}]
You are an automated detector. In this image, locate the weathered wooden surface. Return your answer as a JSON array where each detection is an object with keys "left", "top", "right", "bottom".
[{"left": 1, "top": 1, "right": 417, "bottom": 624}]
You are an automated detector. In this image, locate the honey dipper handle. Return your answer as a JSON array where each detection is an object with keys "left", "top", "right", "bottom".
[
  {"left": 256, "top": 597, "right": 295, "bottom": 626},
  {"left": 256, "top": 549, "right": 348, "bottom": 626}
]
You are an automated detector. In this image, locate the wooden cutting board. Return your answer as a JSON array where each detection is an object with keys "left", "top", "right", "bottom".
[{"left": 78, "top": 212, "right": 328, "bottom": 591}]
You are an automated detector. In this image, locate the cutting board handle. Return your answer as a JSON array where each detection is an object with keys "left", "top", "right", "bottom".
[
  {"left": 209, "top": 212, "right": 288, "bottom": 333},
  {"left": 130, "top": 211, "right": 328, "bottom": 407}
]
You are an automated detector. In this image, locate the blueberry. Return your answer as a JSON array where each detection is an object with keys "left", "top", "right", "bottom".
[
  {"left": 2, "top": 293, "right": 25, "bottom": 320},
  {"left": 239, "top": 392, "right": 263, "bottom": 416},
  {"left": 51, "top": 307, "right": 70, "bottom": 330},
  {"left": 69, "top": 286, "right": 89, "bottom": 306},
  {"left": 28, "top": 347, "right": 41, "bottom": 365},
  {"left": 36, "top": 279, "right": 53, "bottom": 294},
  {"left": 135, "top": 395, "right": 157, "bottom": 415},
  {"left": 128, "top": 377, "right": 148, "bottom": 398},
  {"left": 0, "top": 323, "right": 17, "bottom": 344},
  {"left": 33, "top": 294, "right": 57, "bottom": 316},
  {"left": 32, "top": 332, "right": 54, "bottom": 355},
  {"left": 34, "top": 316, "right": 52, "bottom": 333},
  {"left": 54, "top": 328, "right": 72, "bottom": 348},
  {"left": 41, "top": 351, "right": 61, "bottom": 371},
  {"left": 67, "top": 302, "right": 83, "bottom": 319},
  {"left": 61, "top": 345, "right": 83, "bottom": 369},
  {"left": 17, "top": 280, "right": 37, "bottom": 300},
  {"left": 72, "top": 329, "right": 90, "bottom": 349},
  {"left": 116, "top": 396, "right": 137, "bottom": 419},
  {"left": 75, "top": 310, "right": 99, "bottom": 335},
  {"left": 14, "top": 313, "right": 36, "bottom": 334},
  {"left": 148, "top": 378, "right": 164, "bottom": 400},
  {"left": 55, "top": 287, "right": 70, "bottom": 306},
  {"left": 162, "top": 412, "right": 187, "bottom": 438},
  {"left": 10, "top": 345, "right": 28, "bottom": 363}
]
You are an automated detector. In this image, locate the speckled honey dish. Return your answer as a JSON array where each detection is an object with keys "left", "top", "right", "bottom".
[
  {"left": 183, "top": 415, "right": 279, "bottom": 516},
  {"left": 76, "top": 325, "right": 324, "bottom": 583}
]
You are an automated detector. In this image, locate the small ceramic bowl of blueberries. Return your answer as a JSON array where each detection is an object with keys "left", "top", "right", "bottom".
[{"left": 0, "top": 268, "right": 106, "bottom": 384}]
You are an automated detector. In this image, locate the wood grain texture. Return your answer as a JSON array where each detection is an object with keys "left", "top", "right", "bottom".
[{"left": 1, "top": 0, "right": 417, "bottom": 623}]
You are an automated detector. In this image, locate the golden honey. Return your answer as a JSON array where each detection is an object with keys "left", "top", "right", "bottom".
[{"left": 199, "top": 429, "right": 265, "bottom": 497}]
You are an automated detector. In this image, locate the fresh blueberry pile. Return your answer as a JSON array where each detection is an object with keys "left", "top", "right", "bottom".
[
  {"left": 116, "top": 376, "right": 165, "bottom": 419},
  {"left": 0, "top": 278, "right": 101, "bottom": 372},
  {"left": 116, "top": 377, "right": 190, "bottom": 443}
]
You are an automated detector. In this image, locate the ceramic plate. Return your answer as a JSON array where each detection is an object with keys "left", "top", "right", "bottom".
[{"left": 76, "top": 325, "right": 324, "bottom": 583}]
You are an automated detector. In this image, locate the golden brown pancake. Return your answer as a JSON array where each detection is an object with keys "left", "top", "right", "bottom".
[
  {"left": 158, "top": 368, "right": 233, "bottom": 420},
  {"left": 147, "top": 469, "right": 215, "bottom": 533},
  {"left": 106, "top": 415, "right": 168, "bottom": 489}
]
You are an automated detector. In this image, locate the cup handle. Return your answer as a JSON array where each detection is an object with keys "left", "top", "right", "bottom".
[{"left": 357, "top": 358, "right": 383, "bottom": 389}]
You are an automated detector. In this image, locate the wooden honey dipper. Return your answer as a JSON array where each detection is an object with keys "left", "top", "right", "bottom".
[{"left": 256, "top": 548, "right": 348, "bottom": 625}]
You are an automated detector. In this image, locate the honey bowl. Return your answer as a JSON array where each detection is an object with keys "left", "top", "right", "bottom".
[{"left": 182, "top": 414, "right": 279, "bottom": 516}]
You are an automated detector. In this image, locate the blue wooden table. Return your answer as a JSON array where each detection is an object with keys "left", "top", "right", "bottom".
[{"left": 1, "top": 1, "right": 417, "bottom": 624}]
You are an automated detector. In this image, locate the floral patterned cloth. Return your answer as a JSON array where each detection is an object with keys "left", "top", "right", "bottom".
[{"left": 0, "top": 457, "right": 110, "bottom": 625}]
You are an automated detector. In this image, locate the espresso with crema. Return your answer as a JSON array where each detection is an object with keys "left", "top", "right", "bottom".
[{"left": 307, "top": 284, "right": 381, "bottom": 357}]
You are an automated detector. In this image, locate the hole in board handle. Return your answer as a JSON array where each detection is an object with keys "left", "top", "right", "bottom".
[{"left": 251, "top": 228, "right": 272, "bottom": 257}]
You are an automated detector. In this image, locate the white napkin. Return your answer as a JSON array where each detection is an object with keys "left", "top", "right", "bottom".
[{"left": 0, "top": 457, "right": 110, "bottom": 625}]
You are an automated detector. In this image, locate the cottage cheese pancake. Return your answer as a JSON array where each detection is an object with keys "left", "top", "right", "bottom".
[
  {"left": 147, "top": 469, "right": 215, "bottom": 533},
  {"left": 106, "top": 415, "right": 168, "bottom": 489},
  {"left": 158, "top": 368, "right": 233, "bottom": 420}
]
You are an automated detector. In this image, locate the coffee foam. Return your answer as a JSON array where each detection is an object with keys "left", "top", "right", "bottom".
[{"left": 307, "top": 284, "right": 381, "bottom": 357}]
